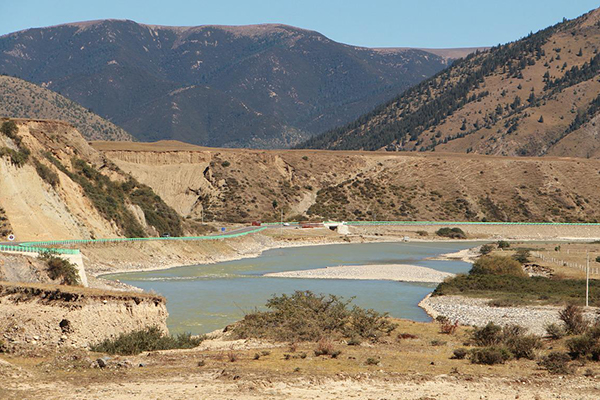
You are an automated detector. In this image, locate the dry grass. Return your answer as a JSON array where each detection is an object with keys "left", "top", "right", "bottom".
[{"left": 0, "top": 281, "right": 164, "bottom": 303}]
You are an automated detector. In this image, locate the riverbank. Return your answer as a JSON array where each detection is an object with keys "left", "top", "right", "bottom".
[
  {"left": 420, "top": 294, "right": 599, "bottom": 335},
  {"left": 264, "top": 264, "right": 454, "bottom": 283}
]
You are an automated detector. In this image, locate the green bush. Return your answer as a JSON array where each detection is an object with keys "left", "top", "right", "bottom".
[
  {"left": 504, "top": 334, "right": 541, "bottom": 360},
  {"left": 0, "top": 146, "right": 30, "bottom": 167},
  {"left": 33, "top": 159, "right": 60, "bottom": 187},
  {"left": 470, "top": 346, "right": 512, "bottom": 365},
  {"left": 232, "top": 291, "right": 397, "bottom": 343},
  {"left": 452, "top": 348, "right": 468, "bottom": 359},
  {"left": 91, "top": 326, "right": 204, "bottom": 355},
  {"left": 512, "top": 249, "right": 531, "bottom": 264},
  {"left": 480, "top": 244, "right": 494, "bottom": 255},
  {"left": 435, "top": 227, "right": 466, "bottom": 239},
  {"left": 471, "top": 322, "right": 503, "bottom": 346},
  {"left": 0, "top": 120, "right": 18, "bottom": 140},
  {"left": 470, "top": 255, "right": 526, "bottom": 277},
  {"left": 40, "top": 253, "right": 80, "bottom": 286},
  {"left": 538, "top": 352, "right": 572, "bottom": 374},
  {"left": 221, "top": 161, "right": 230, "bottom": 167},
  {"left": 497, "top": 241, "right": 510, "bottom": 249}
]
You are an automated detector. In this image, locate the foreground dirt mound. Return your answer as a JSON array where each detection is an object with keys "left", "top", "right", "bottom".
[{"left": 0, "top": 282, "right": 167, "bottom": 351}]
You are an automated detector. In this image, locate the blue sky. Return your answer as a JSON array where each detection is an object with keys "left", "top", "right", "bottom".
[{"left": 1, "top": 0, "right": 598, "bottom": 48}]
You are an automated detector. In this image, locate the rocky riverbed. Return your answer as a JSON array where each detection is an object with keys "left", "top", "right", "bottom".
[
  {"left": 420, "top": 295, "right": 599, "bottom": 335},
  {"left": 264, "top": 264, "right": 455, "bottom": 283}
]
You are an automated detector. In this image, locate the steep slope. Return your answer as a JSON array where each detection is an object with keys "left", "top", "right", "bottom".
[
  {"left": 0, "top": 119, "right": 183, "bottom": 241},
  {"left": 0, "top": 20, "right": 456, "bottom": 148},
  {"left": 0, "top": 75, "right": 132, "bottom": 141},
  {"left": 302, "top": 7, "right": 600, "bottom": 158},
  {"left": 94, "top": 141, "right": 600, "bottom": 224}
]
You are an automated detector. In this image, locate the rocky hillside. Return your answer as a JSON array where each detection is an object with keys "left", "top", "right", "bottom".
[
  {"left": 95, "top": 141, "right": 600, "bottom": 224},
  {"left": 302, "top": 7, "right": 600, "bottom": 158},
  {"left": 0, "top": 119, "right": 185, "bottom": 241},
  {"left": 0, "top": 75, "right": 132, "bottom": 141},
  {"left": 0, "top": 20, "right": 458, "bottom": 148}
]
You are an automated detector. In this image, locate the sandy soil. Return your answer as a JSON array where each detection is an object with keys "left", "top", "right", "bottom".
[{"left": 265, "top": 264, "right": 454, "bottom": 283}]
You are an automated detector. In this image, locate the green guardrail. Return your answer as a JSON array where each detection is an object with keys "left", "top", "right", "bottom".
[
  {"left": 345, "top": 221, "right": 600, "bottom": 226},
  {"left": 17, "top": 227, "right": 268, "bottom": 249},
  {"left": 0, "top": 244, "right": 80, "bottom": 255}
]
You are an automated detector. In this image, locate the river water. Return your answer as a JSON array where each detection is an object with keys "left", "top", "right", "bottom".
[{"left": 106, "top": 241, "right": 478, "bottom": 334}]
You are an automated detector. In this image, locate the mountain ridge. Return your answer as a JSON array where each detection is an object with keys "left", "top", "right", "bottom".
[
  {"left": 0, "top": 19, "right": 477, "bottom": 148},
  {"left": 300, "top": 7, "right": 600, "bottom": 158}
]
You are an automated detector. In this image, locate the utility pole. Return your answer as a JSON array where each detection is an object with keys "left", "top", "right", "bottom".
[
  {"left": 586, "top": 252, "right": 590, "bottom": 308},
  {"left": 280, "top": 207, "right": 283, "bottom": 235}
]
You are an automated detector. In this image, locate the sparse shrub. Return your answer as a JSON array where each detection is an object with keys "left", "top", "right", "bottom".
[
  {"left": 539, "top": 351, "right": 572, "bottom": 374},
  {"left": 584, "top": 368, "right": 595, "bottom": 377},
  {"left": 452, "top": 348, "right": 468, "bottom": 360},
  {"left": 221, "top": 161, "right": 230, "bottom": 167},
  {"left": 559, "top": 304, "right": 588, "bottom": 335},
  {"left": 261, "top": 350, "right": 271, "bottom": 356},
  {"left": 470, "top": 255, "right": 526, "bottom": 277},
  {"left": 566, "top": 335, "right": 598, "bottom": 360},
  {"left": 497, "top": 241, "right": 510, "bottom": 249},
  {"left": 302, "top": 156, "right": 309, "bottom": 161},
  {"left": 233, "top": 291, "right": 396, "bottom": 343},
  {"left": 197, "top": 359, "right": 206, "bottom": 367},
  {"left": 345, "top": 306, "right": 397, "bottom": 342},
  {"left": 0, "top": 120, "right": 18, "bottom": 140},
  {"left": 228, "top": 351, "right": 238, "bottom": 362},
  {"left": 347, "top": 336, "right": 362, "bottom": 346},
  {"left": 504, "top": 334, "right": 541, "bottom": 360},
  {"left": 437, "top": 316, "right": 459, "bottom": 334},
  {"left": 365, "top": 357, "right": 380, "bottom": 365},
  {"left": 314, "top": 338, "right": 339, "bottom": 357},
  {"left": 39, "top": 252, "right": 80, "bottom": 286},
  {"left": 545, "top": 323, "right": 565, "bottom": 339},
  {"left": 480, "top": 244, "right": 494, "bottom": 255},
  {"left": 416, "top": 230, "right": 428, "bottom": 237},
  {"left": 90, "top": 327, "right": 204, "bottom": 355},
  {"left": 436, "top": 227, "right": 466, "bottom": 239},
  {"left": 512, "top": 249, "right": 531, "bottom": 264},
  {"left": 470, "top": 346, "right": 512, "bottom": 365},
  {"left": 397, "top": 333, "right": 418, "bottom": 340},
  {"left": 431, "top": 339, "right": 447, "bottom": 346},
  {"left": 253, "top": 353, "right": 261, "bottom": 360},
  {"left": 471, "top": 322, "right": 503, "bottom": 346}
]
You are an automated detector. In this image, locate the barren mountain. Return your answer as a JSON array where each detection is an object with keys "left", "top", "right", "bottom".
[
  {"left": 301, "top": 7, "right": 600, "bottom": 158},
  {"left": 0, "top": 75, "right": 132, "bottom": 141},
  {"left": 0, "top": 20, "right": 457, "bottom": 148}
]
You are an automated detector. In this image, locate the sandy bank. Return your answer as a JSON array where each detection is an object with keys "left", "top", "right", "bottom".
[{"left": 265, "top": 264, "right": 454, "bottom": 283}]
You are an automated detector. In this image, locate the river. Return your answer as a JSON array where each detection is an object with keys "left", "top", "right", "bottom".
[{"left": 105, "top": 241, "right": 478, "bottom": 334}]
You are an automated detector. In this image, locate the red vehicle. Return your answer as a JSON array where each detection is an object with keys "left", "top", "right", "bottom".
[{"left": 251, "top": 221, "right": 262, "bottom": 226}]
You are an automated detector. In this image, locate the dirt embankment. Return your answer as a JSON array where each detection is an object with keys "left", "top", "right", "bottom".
[
  {"left": 0, "top": 281, "right": 167, "bottom": 351},
  {"left": 96, "top": 140, "right": 600, "bottom": 224}
]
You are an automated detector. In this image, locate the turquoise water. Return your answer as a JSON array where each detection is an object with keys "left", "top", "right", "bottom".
[{"left": 105, "top": 241, "right": 478, "bottom": 334}]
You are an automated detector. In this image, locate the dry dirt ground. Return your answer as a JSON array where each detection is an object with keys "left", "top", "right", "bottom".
[{"left": 1, "top": 319, "right": 599, "bottom": 399}]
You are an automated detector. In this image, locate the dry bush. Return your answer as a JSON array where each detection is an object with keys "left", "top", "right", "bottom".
[{"left": 559, "top": 304, "right": 588, "bottom": 335}]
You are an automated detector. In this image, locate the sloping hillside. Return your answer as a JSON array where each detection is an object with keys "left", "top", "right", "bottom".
[
  {"left": 301, "top": 7, "right": 600, "bottom": 158},
  {"left": 0, "top": 75, "right": 132, "bottom": 141},
  {"left": 0, "top": 20, "right": 457, "bottom": 148},
  {"left": 0, "top": 119, "right": 183, "bottom": 241},
  {"left": 95, "top": 141, "right": 600, "bottom": 224}
]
